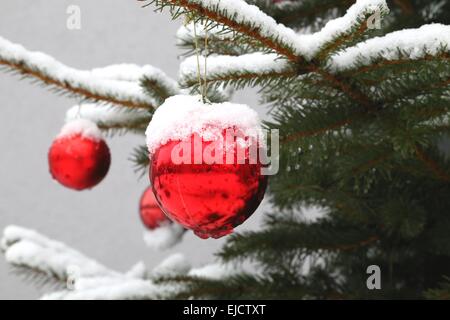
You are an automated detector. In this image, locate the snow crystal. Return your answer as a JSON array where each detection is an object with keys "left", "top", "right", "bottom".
[
  {"left": 145, "top": 95, "right": 263, "bottom": 155},
  {"left": 58, "top": 119, "right": 104, "bottom": 141},
  {"left": 329, "top": 24, "right": 450, "bottom": 72},
  {"left": 151, "top": 253, "right": 191, "bottom": 277},
  {"left": 179, "top": 52, "right": 291, "bottom": 86},
  {"left": 66, "top": 104, "right": 150, "bottom": 127},
  {"left": 143, "top": 222, "right": 185, "bottom": 250}
]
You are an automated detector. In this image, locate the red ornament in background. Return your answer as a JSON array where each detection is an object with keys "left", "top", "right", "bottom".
[
  {"left": 150, "top": 130, "right": 268, "bottom": 239},
  {"left": 48, "top": 119, "right": 111, "bottom": 191},
  {"left": 139, "top": 186, "right": 171, "bottom": 229}
]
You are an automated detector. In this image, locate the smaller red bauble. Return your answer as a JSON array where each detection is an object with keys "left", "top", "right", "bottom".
[
  {"left": 139, "top": 186, "right": 171, "bottom": 229},
  {"left": 48, "top": 120, "right": 111, "bottom": 191}
]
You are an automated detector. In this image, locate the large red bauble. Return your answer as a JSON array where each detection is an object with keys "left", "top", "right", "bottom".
[
  {"left": 150, "top": 130, "right": 268, "bottom": 239},
  {"left": 48, "top": 133, "right": 110, "bottom": 190},
  {"left": 139, "top": 186, "right": 171, "bottom": 229}
]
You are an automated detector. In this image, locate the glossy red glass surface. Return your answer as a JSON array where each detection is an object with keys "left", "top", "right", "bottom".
[
  {"left": 150, "top": 131, "right": 268, "bottom": 239},
  {"left": 48, "top": 134, "right": 110, "bottom": 191},
  {"left": 139, "top": 186, "right": 171, "bottom": 229}
]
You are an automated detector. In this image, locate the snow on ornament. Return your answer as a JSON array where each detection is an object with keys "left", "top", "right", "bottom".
[
  {"left": 48, "top": 119, "right": 111, "bottom": 191},
  {"left": 145, "top": 95, "right": 268, "bottom": 239}
]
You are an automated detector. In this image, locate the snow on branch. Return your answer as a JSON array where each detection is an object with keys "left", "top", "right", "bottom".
[
  {"left": 328, "top": 24, "right": 450, "bottom": 73},
  {"left": 147, "top": 0, "right": 302, "bottom": 62},
  {"left": 41, "top": 276, "right": 163, "bottom": 300},
  {"left": 149, "top": 0, "right": 388, "bottom": 63},
  {"left": 92, "top": 63, "right": 179, "bottom": 102},
  {"left": 66, "top": 104, "right": 151, "bottom": 132},
  {"left": 1, "top": 226, "right": 236, "bottom": 299},
  {"left": 1, "top": 226, "right": 118, "bottom": 282},
  {"left": 303, "top": 0, "right": 389, "bottom": 60},
  {"left": 177, "top": 21, "right": 234, "bottom": 46},
  {"left": 0, "top": 37, "right": 159, "bottom": 110},
  {"left": 0, "top": 226, "right": 191, "bottom": 299},
  {"left": 179, "top": 52, "right": 297, "bottom": 88}
]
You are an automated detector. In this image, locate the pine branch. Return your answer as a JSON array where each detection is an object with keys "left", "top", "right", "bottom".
[
  {"left": 1, "top": 226, "right": 187, "bottom": 300},
  {"left": 179, "top": 52, "right": 297, "bottom": 89},
  {"left": 1, "top": 226, "right": 119, "bottom": 283},
  {"left": 156, "top": 273, "right": 310, "bottom": 299},
  {"left": 414, "top": 145, "right": 450, "bottom": 182},
  {"left": 218, "top": 218, "right": 378, "bottom": 264},
  {"left": 177, "top": 21, "right": 258, "bottom": 56},
  {"left": 327, "top": 24, "right": 450, "bottom": 73},
  {"left": 141, "top": 0, "right": 302, "bottom": 62},
  {"left": 66, "top": 104, "right": 151, "bottom": 134},
  {"left": 247, "top": 0, "right": 353, "bottom": 31},
  {"left": 130, "top": 145, "right": 150, "bottom": 177},
  {"left": 425, "top": 277, "right": 450, "bottom": 300},
  {"left": 0, "top": 37, "right": 158, "bottom": 110}
]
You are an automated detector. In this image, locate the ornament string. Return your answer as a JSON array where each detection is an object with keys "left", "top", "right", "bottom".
[
  {"left": 203, "top": 29, "right": 208, "bottom": 100},
  {"left": 192, "top": 18, "right": 209, "bottom": 103}
]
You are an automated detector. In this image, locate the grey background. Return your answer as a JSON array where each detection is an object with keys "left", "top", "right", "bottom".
[{"left": 0, "top": 0, "right": 267, "bottom": 299}]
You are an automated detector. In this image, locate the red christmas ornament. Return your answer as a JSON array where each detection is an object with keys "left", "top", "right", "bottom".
[
  {"left": 139, "top": 186, "right": 171, "bottom": 229},
  {"left": 48, "top": 119, "right": 110, "bottom": 191},
  {"left": 146, "top": 95, "right": 268, "bottom": 239}
]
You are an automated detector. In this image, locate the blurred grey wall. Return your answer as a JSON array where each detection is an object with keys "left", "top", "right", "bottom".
[{"left": 0, "top": 0, "right": 267, "bottom": 299}]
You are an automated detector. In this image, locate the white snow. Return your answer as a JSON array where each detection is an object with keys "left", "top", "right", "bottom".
[
  {"left": 174, "top": 0, "right": 301, "bottom": 54},
  {"left": 145, "top": 94, "right": 263, "bottom": 155},
  {"left": 0, "top": 36, "right": 157, "bottom": 108},
  {"left": 297, "top": 0, "right": 389, "bottom": 59},
  {"left": 177, "top": 21, "right": 233, "bottom": 45},
  {"left": 143, "top": 222, "right": 186, "bottom": 250},
  {"left": 2, "top": 226, "right": 118, "bottom": 280},
  {"left": 58, "top": 119, "right": 104, "bottom": 141},
  {"left": 169, "top": 0, "right": 387, "bottom": 61},
  {"left": 41, "top": 276, "right": 161, "bottom": 300},
  {"left": 151, "top": 253, "right": 191, "bottom": 277},
  {"left": 328, "top": 24, "right": 450, "bottom": 72},
  {"left": 126, "top": 261, "right": 148, "bottom": 279},
  {"left": 1, "top": 225, "right": 237, "bottom": 299},
  {"left": 179, "top": 52, "right": 292, "bottom": 87},
  {"left": 66, "top": 104, "right": 150, "bottom": 128},
  {"left": 188, "top": 263, "right": 237, "bottom": 279}
]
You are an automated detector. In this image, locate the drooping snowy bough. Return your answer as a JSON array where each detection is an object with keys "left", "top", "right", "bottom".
[{"left": 1, "top": 226, "right": 237, "bottom": 300}]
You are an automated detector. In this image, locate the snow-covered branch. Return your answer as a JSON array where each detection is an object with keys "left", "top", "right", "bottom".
[
  {"left": 1, "top": 226, "right": 235, "bottom": 300},
  {"left": 177, "top": 21, "right": 256, "bottom": 56},
  {"left": 151, "top": 0, "right": 389, "bottom": 64},
  {"left": 66, "top": 104, "right": 151, "bottom": 133},
  {"left": 0, "top": 37, "right": 168, "bottom": 110},
  {"left": 179, "top": 52, "right": 296, "bottom": 88},
  {"left": 327, "top": 24, "right": 450, "bottom": 73},
  {"left": 307, "top": 0, "right": 389, "bottom": 60},
  {"left": 148, "top": 0, "right": 301, "bottom": 62},
  {"left": 1, "top": 226, "right": 118, "bottom": 282}
]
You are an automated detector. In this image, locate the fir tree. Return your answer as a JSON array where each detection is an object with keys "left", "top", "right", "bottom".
[{"left": 1, "top": 0, "right": 449, "bottom": 299}]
